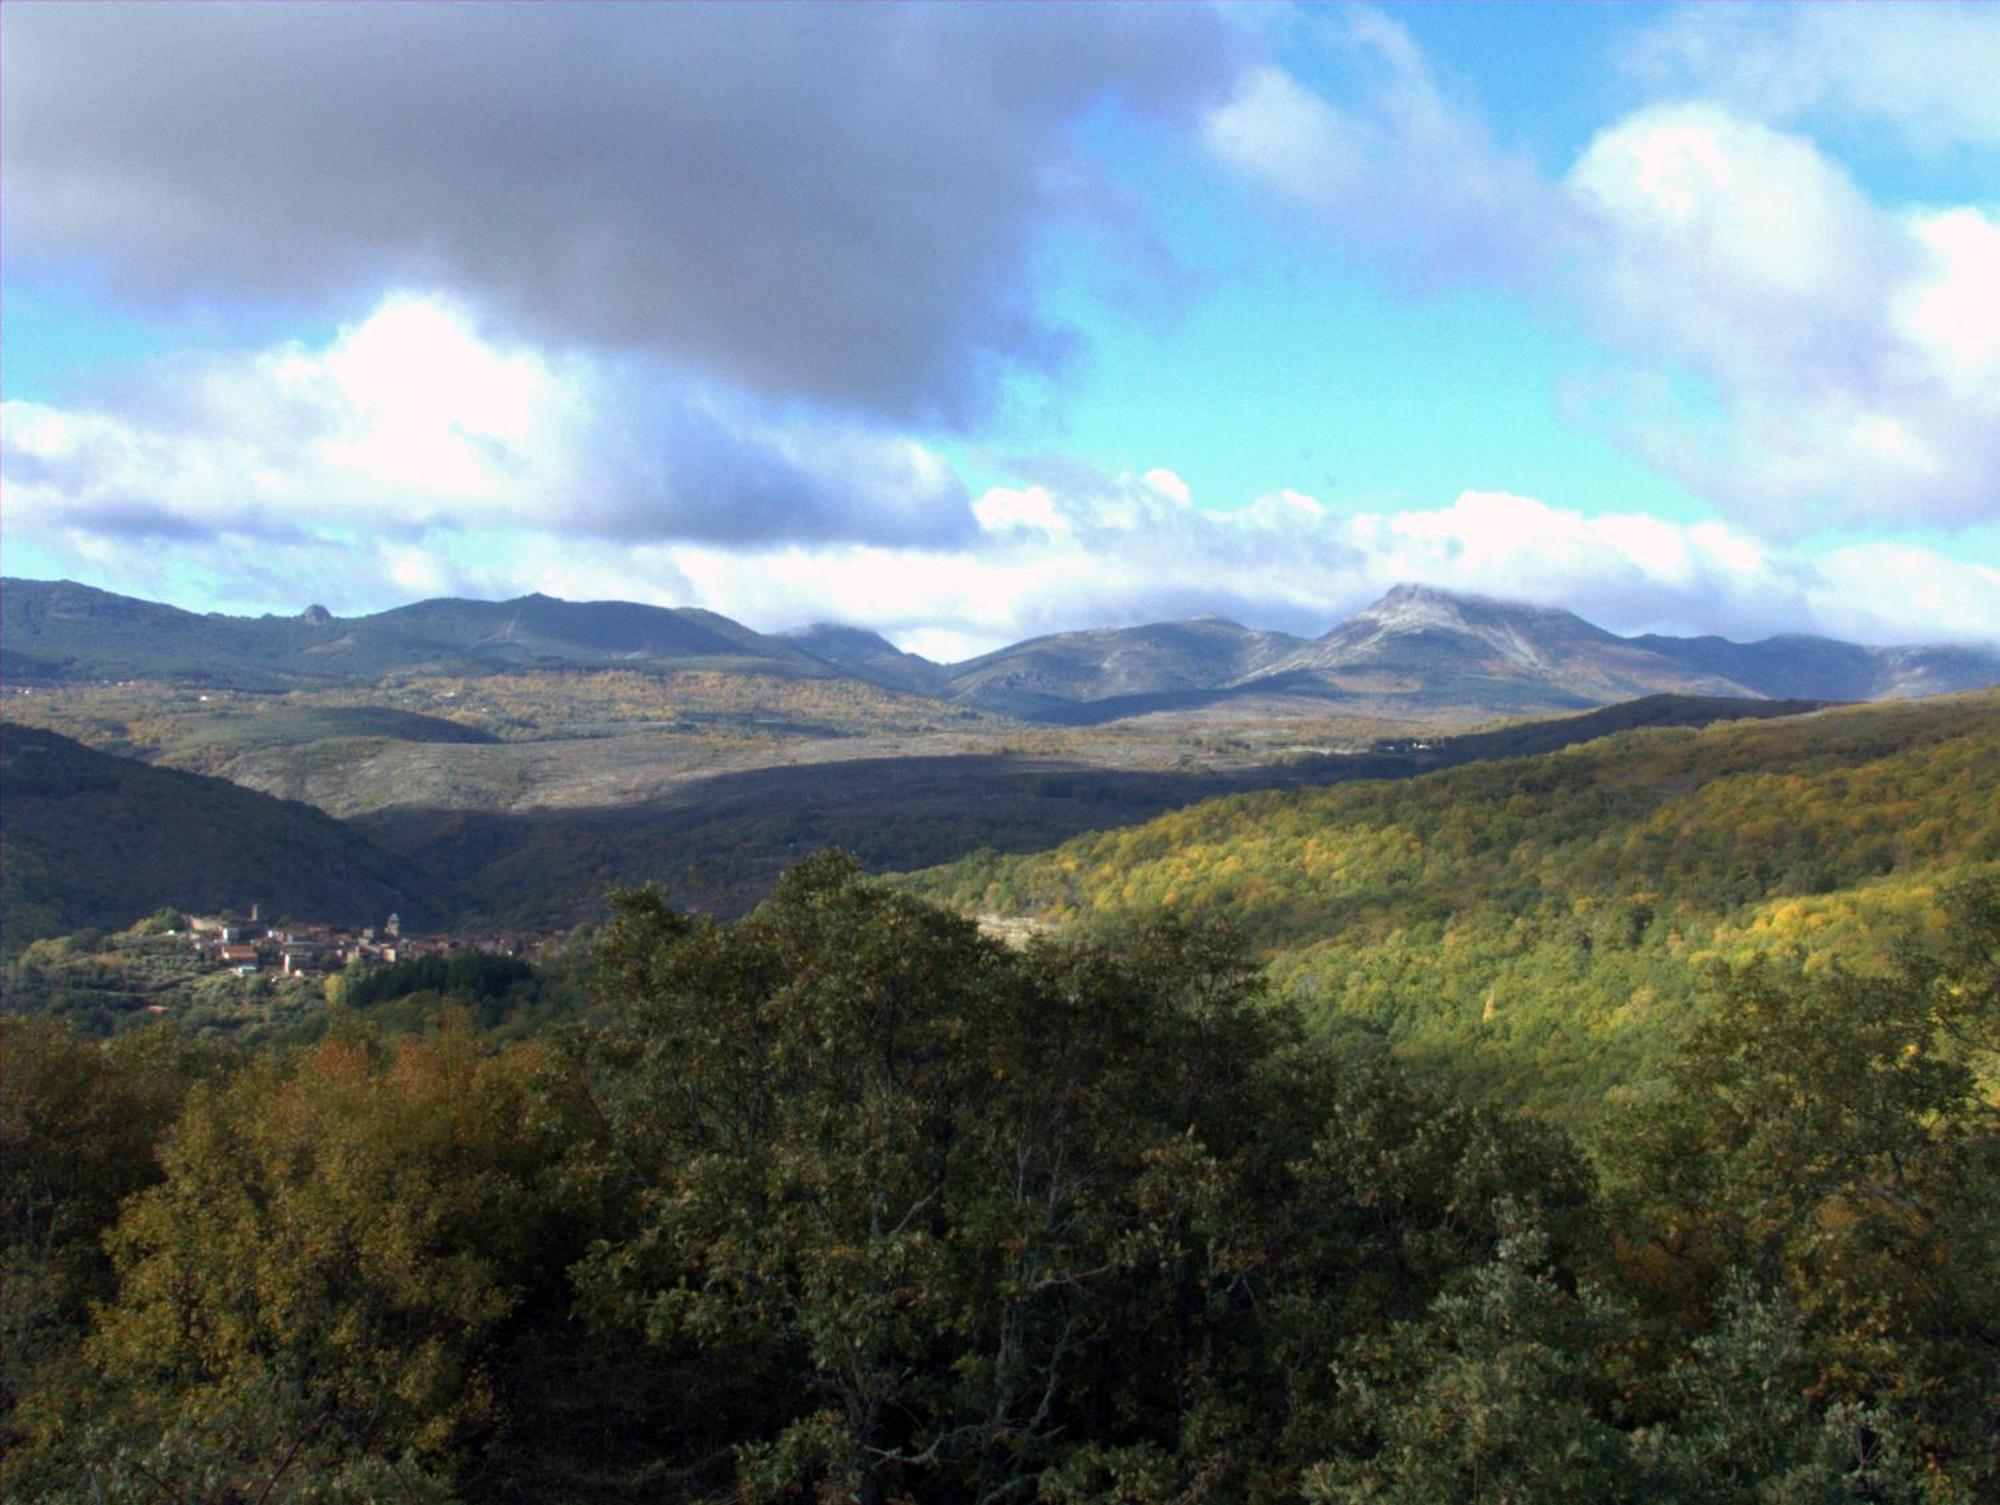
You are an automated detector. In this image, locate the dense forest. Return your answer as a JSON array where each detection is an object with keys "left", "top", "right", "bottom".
[
  {"left": 0, "top": 723, "right": 438, "bottom": 951},
  {"left": 4, "top": 853, "right": 1997, "bottom": 1502},
  {"left": 6, "top": 695, "right": 1998, "bottom": 1500},
  {"left": 906, "top": 694, "right": 2000, "bottom": 1122}
]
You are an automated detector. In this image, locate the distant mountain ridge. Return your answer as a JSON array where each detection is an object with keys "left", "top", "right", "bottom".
[
  {"left": 942, "top": 617, "right": 1308, "bottom": 719},
  {"left": 0, "top": 579, "right": 828, "bottom": 688},
  {"left": 782, "top": 623, "right": 951, "bottom": 696},
  {"left": 4, "top": 576, "right": 1995, "bottom": 720},
  {"left": 1628, "top": 629, "right": 2000, "bottom": 702},
  {"left": 920, "top": 583, "right": 1998, "bottom": 721},
  {"left": 1189, "top": 582, "right": 1757, "bottom": 720}
]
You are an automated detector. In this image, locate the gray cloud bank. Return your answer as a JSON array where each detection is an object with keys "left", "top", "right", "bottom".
[{"left": 0, "top": 2, "right": 1234, "bottom": 424}]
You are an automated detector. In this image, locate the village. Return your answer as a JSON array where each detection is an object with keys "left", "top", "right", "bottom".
[
  {"left": 177, "top": 905, "right": 555, "bottom": 980},
  {"left": 2, "top": 899, "right": 583, "bottom": 1042}
]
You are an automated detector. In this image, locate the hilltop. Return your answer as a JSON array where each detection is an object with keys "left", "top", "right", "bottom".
[
  {"left": 0, "top": 579, "right": 829, "bottom": 688},
  {"left": 7, "top": 577, "right": 1995, "bottom": 725}
]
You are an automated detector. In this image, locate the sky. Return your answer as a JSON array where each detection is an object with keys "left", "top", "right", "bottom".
[{"left": 2, "top": 2, "right": 1996, "bottom": 660}]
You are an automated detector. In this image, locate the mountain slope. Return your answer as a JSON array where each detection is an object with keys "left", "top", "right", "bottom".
[
  {"left": 901, "top": 691, "right": 2000, "bottom": 1119},
  {"left": 344, "top": 694, "right": 1828, "bottom": 929},
  {"left": 1256, "top": 583, "right": 1754, "bottom": 708},
  {"left": 785, "top": 624, "right": 949, "bottom": 695},
  {"left": 7, "top": 576, "right": 1995, "bottom": 722},
  {"left": 0, "top": 579, "right": 828, "bottom": 687},
  {"left": 943, "top": 617, "right": 1308, "bottom": 719},
  {"left": 947, "top": 584, "right": 2000, "bottom": 721},
  {"left": 1630, "top": 630, "right": 2000, "bottom": 702},
  {"left": 0, "top": 724, "right": 435, "bottom": 948}
]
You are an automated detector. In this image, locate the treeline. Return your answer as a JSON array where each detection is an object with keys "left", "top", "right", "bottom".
[
  {"left": 338, "top": 950, "right": 535, "bottom": 1009},
  {"left": 906, "top": 696, "right": 2000, "bottom": 1120},
  {"left": 4, "top": 855, "right": 1996, "bottom": 1503}
]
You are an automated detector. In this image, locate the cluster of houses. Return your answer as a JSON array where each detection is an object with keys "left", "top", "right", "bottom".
[{"left": 180, "top": 905, "right": 546, "bottom": 979}]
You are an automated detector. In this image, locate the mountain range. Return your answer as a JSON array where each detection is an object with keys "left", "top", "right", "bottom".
[
  {"left": 5, "top": 576, "right": 1996, "bottom": 722},
  {"left": 0, "top": 580, "right": 829, "bottom": 689}
]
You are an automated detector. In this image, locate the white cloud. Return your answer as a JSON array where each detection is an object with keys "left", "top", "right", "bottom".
[
  {"left": 974, "top": 485, "right": 1071, "bottom": 536},
  {"left": 293, "top": 297, "right": 552, "bottom": 494},
  {"left": 1204, "top": 65, "right": 1363, "bottom": 207},
  {"left": 1568, "top": 104, "right": 1887, "bottom": 318},
  {"left": 1141, "top": 468, "right": 1192, "bottom": 506},
  {"left": 1893, "top": 207, "right": 2000, "bottom": 408},
  {"left": 383, "top": 545, "right": 458, "bottom": 600},
  {"left": 1201, "top": 9, "right": 1562, "bottom": 288},
  {"left": 1627, "top": 3, "right": 2000, "bottom": 152},
  {"left": 1564, "top": 106, "right": 1999, "bottom": 529},
  {"left": 1201, "top": 20, "right": 2000, "bottom": 536},
  {"left": 14, "top": 447, "right": 1995, "bottom": 655},
  {"left": 1809, "top": 544, "right": 2000, "bottom": 646},
  {"left": 638, "top": 485, "right": 2000, "bottom": 654},
  {"left": 0, "top": 293, "right": 977, "bottom": 554}
]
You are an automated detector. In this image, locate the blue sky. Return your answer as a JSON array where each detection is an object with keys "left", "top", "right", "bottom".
[{"left": 2, "top": 2, "right": 1995, "bottom": 657}]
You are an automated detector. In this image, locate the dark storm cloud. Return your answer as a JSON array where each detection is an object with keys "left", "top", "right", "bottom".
[{"left": 0, "top": 2, "right": 1237, "bottom": 424}]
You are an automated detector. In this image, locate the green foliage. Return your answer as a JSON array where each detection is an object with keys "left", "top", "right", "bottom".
[
  {"left": 1607, "top": 874, "right": 2000, "bottom": 1490},
  {"left": 342, "top": 950, "right": 534, "bottom": 1010},
  {"left": 1656, "top": 1280, "right": 1941, "bottom": 1505},
  {"left": 306, "top": 948, "right": 588, "bottom": 1045},
  {"left": 5, "top": 1023, "right": 584, "bottom": 1502},
  {"left": 1283, "top": 879, "right": 2000, "bottom": 1505},
  {"left": 1, "top": 857, "right": 1993, "bottom": 1501},
  {"left": 906, "top": 695, "right": 2000, "bottom": 1122},
  {"left": 0, "top": 1020, "right": 227, "bottom": 1421},
  {"left": 1306, "top": 1217, "right": 1663, "bottom": 1505},
  {"left": 568, "top": 854, "right": 1589, "bottom": 1503}
]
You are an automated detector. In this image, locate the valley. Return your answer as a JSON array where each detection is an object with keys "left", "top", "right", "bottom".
[
  {"left": 6, "top": 573, "right": 1993, "bottom": 946},
  {"left": 12, "top": 8, "right": 2000, "bottom": 1495}
]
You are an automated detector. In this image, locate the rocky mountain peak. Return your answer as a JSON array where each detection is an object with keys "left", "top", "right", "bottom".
[
  {"left": 1355, "top": 581, "right": 1574, "bottom": 626},
  {"left": 1353, "top": 582, "right": 1479, "bottom": 629}
]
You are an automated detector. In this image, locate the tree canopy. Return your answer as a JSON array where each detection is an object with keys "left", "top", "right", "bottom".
[{"left": 3, "top": 859, "right": 1995, "bottom": 1502}]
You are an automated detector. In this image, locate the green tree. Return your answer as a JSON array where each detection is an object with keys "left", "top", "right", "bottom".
[
  {"left": 1610, "top": 875, "right": 2000, "bottom": 1494},
  {"left": 8, "top": 1022, "right": 575, "bottom": 1503},
  {"left": 1303, "top": 1216, "right": 1661, "bottom": 1505},
  {"left": 571, "top": 854, "right": 1605, "bottom": 1504},
  {"left": 0, "top": 1020, "right": 222, "bottom": 1425},
  {"left": 574, "top": 855, "right": 1330, "bottom": 1502}
]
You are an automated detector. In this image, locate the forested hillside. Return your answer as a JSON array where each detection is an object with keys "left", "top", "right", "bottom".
[
  {"left": 905, "top": 693, "right": 2000, "bottom": 1119},
  {"left": 5, "top": 857, "right": 1996, "bottom": 1502},
  {"left": 0, "top": 724, "right": 433, "bottom": 948}
]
